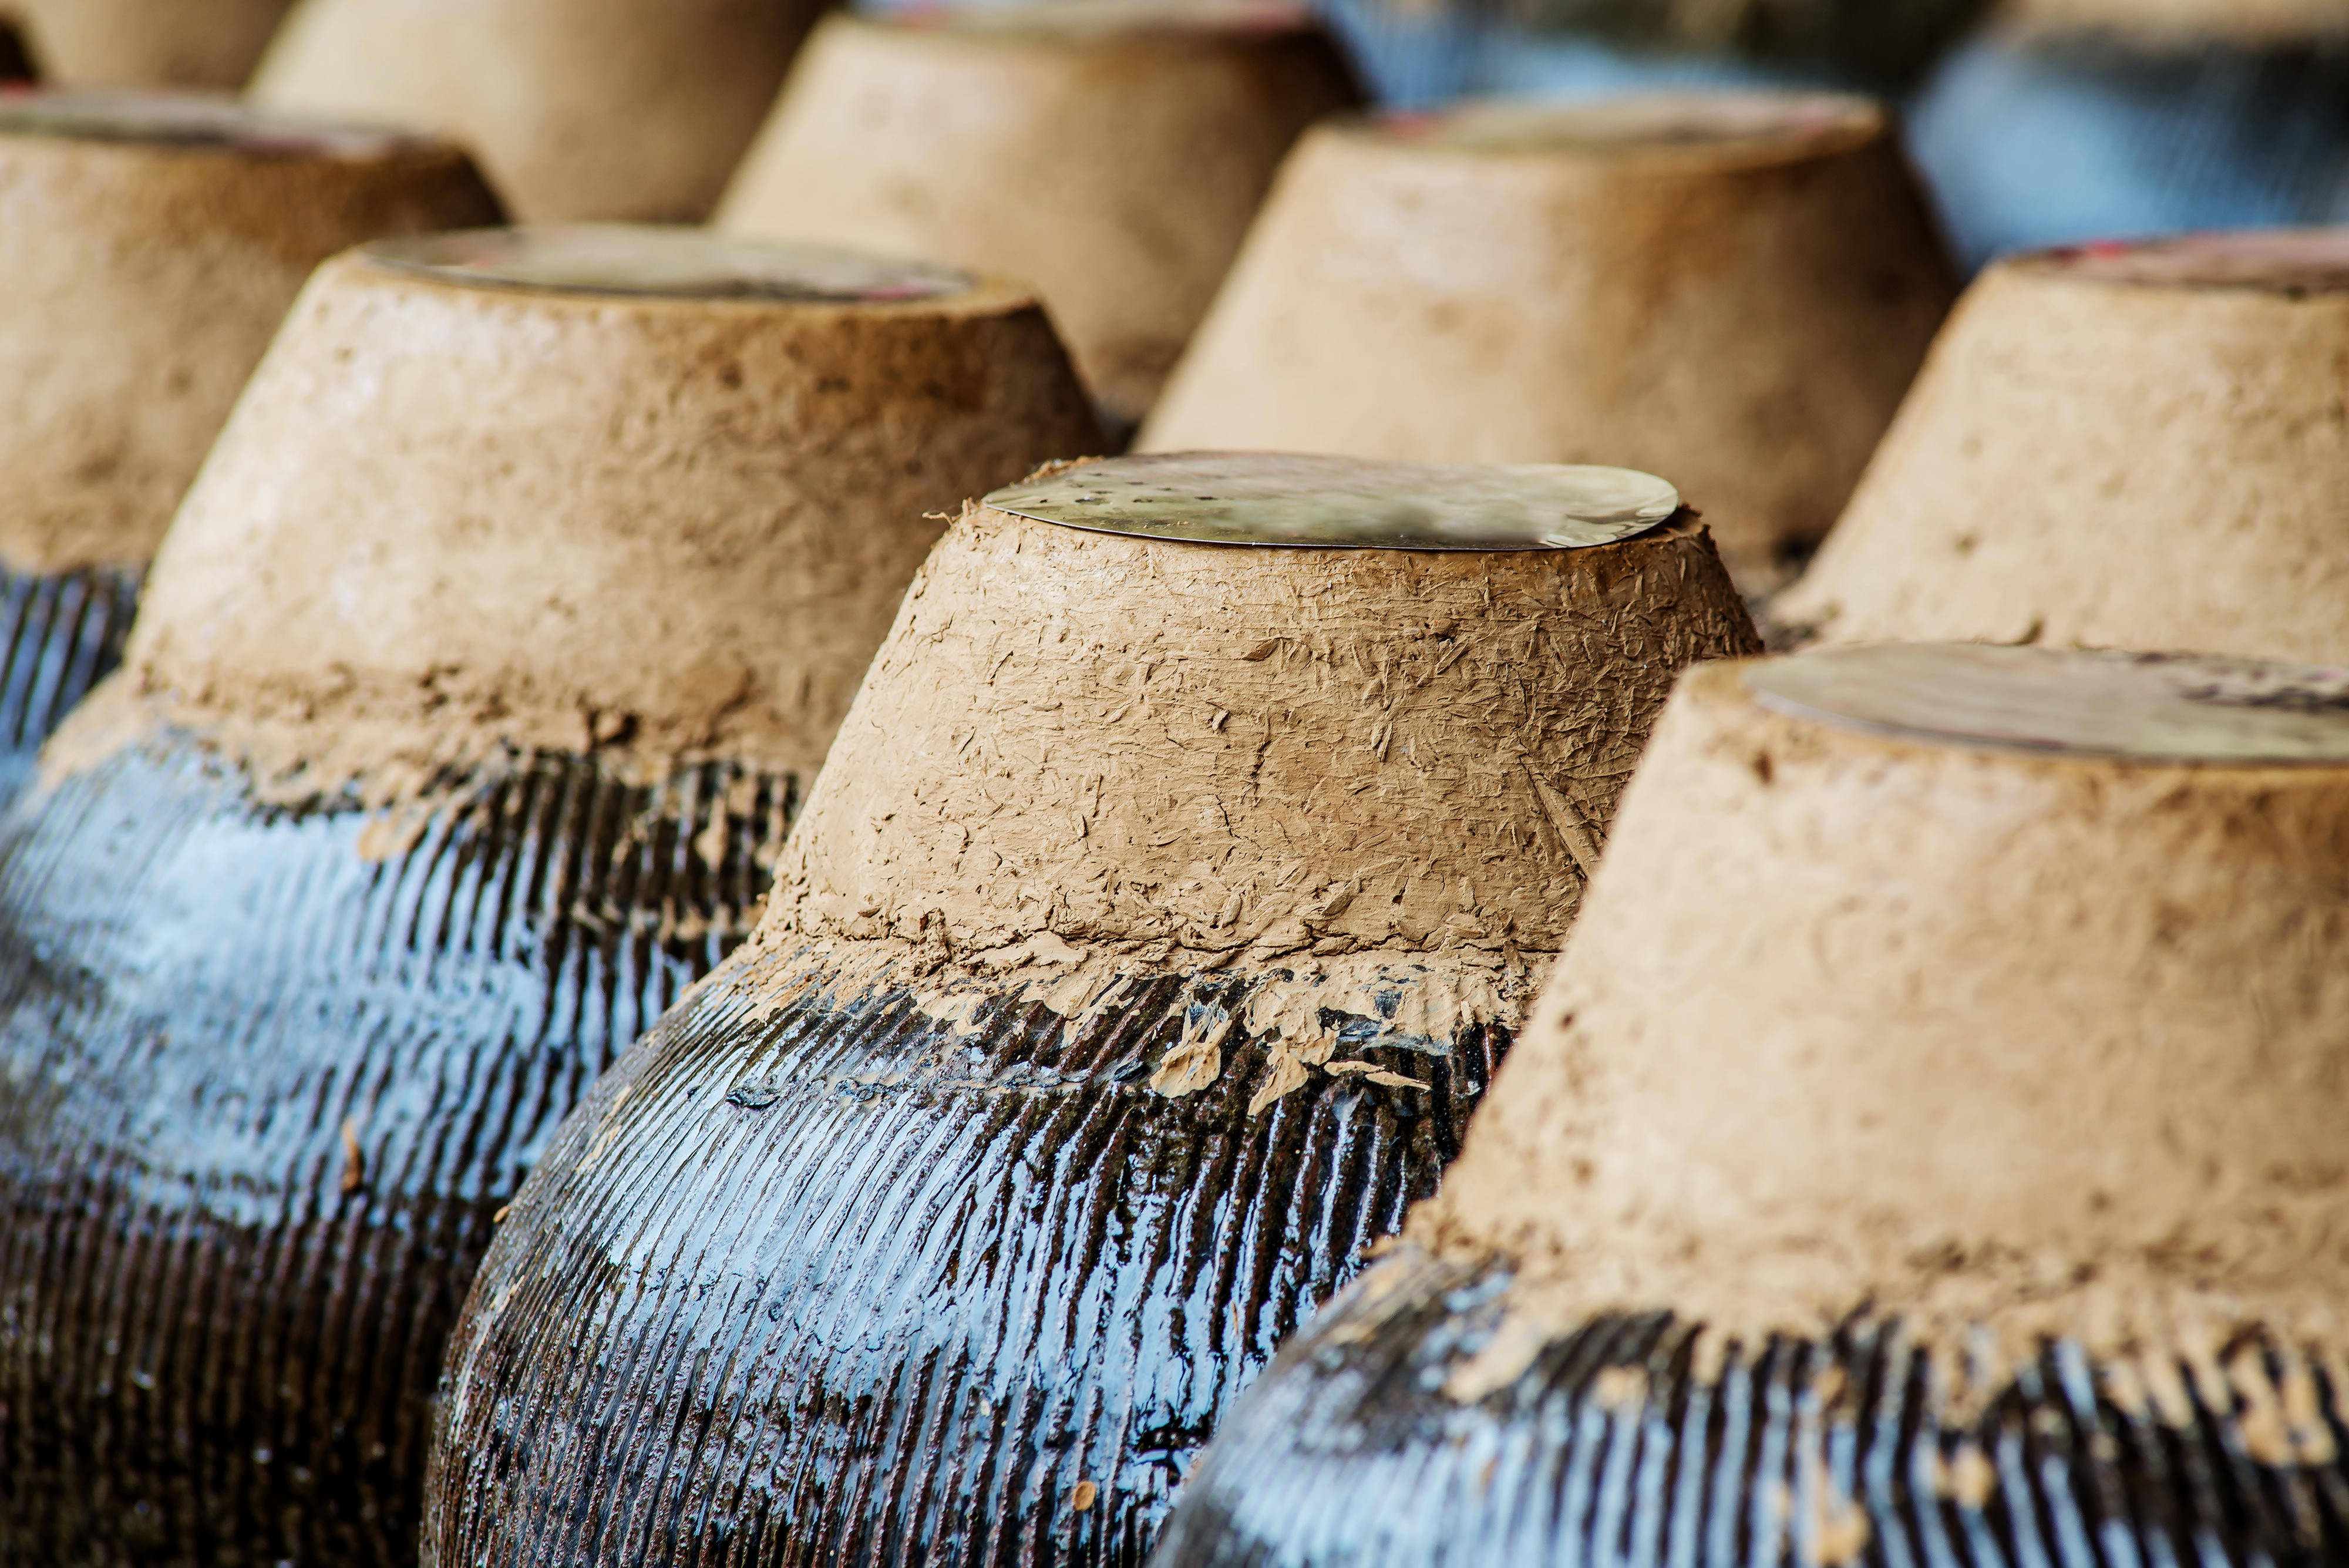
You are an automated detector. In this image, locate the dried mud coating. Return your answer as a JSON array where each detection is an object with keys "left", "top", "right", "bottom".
[
  {"left": 2003, "top": 0, "right": 2349, "bottom": 46},
  {"left": 0, "top": 90, "right": 501, "bottom": 576},
  {"left": 253, "top": 0, "right": 826, "bottom": 221},
  {"left": 423, "top": 489, "right": 1760, "bottom": 1566},
  {"left": 1139, "top": 92, "right": 1957, "bottom": 590},
  {"left": 1778, "top": 231, "right": 2349, "bottom": 661},
  {"left": 119, "top": 228, "right": 1101, "bottom": 790},
  {"left": 10, "top": 0, "right": 295, "bottom": 86},
  {"left": 1151, "top": 642, "right": 2349, "bottom": 1568},
  {"left": 0, "top": 230, "right": 1095, "bottom": 1564},
  {"left": 1426, "top": 644, "right": 2349, "bottom": 1354},
  {"left": 716, "top": 6, "right": 1362, "bottom": 429}
]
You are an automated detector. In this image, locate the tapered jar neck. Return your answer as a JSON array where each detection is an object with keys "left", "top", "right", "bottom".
[
  {"left": 102, "top": 229, "right": 1096, "bottom": 789},
  {"left": 760, "top": 496, "right": 1757, "bottom": 967},
  {"left": 1424, "top": 648, "right": 2349, "bottom": 1351}
]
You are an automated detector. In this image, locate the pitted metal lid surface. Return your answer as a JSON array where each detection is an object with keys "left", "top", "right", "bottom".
[
  {"left": 361, "top": 225, "right": 976, "bottom": 304},
  {"left": 1749, "top": 643, "right": 2349, "bottom": 764},
  {"left": 0, "top": 87, "right": 421, "bottom": 157},
  {"left": 984, "top": 452, "right": 1682, "bottom": 549}
]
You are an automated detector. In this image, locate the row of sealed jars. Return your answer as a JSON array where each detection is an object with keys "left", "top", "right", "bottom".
[
  {"left": 1, "top": 33, "right": 2348, "bottom": 1568},
  {"left": 2, "top": 224, "right": 2347, "bottom": 1568},
  {"left": 0, "top": 205, "right": 1769, "bottom": 1564}
]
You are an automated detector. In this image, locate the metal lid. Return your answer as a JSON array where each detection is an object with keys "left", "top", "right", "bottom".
[
  {"left": 361, "top": 226, "right": 975, "bottom": 304},
  {"left": 1747, "top": 644, "right": 2349, "bottom": 765},
  {"left": 984, "top": 453, "right": 1682, "bottom": 550},
  {"left": 0, "top": 86, "right": 421, "bottom": 157},
  {"left": 1373, "top": 92, "right": 1882, "bottom": 157},
  {"left": 2027, "top": 230, "right": 2349, "bottom": 295}
]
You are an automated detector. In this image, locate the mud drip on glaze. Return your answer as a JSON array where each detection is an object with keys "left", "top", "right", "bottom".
[
  {"left": 1153, "top": 1246, "right": 2349, "bottom": 1568},
  {"left": 429, "top": 942, "right": 1508, "bottom": 1567},
  {"left": 0, "top": 733, "right": 794, "bottom": 1566}
]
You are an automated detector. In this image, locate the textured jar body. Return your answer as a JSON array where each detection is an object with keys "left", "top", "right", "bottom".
[
  {"left": 0, "top": 731, "right": 793, "bottom": 1565},
  {"left": 429, "top": 940, "right": 1503, "bottom": 1566},
  {"left": 1152, "top": 1246, "right": 2349, "bottom": 1568}
]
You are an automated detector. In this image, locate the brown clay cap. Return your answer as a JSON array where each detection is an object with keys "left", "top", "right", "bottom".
[
  {"left": 361, "top": 223, "right": 977, "bottom": 304},
  {"left": 0, "top": 85, "right": 428, "bottom": 157},
  {"left": 1749, "top": 644, "right": 2349, "bottom": 765},
  {"left": 1360, "top": 91, "right": 1884, "bottom": 162},
  {"left": 2016, "top": 228, "right": 2349, "bottom": 294},
  {"left": 985, "top": 452, "right": 1681, "bottom": 550}
]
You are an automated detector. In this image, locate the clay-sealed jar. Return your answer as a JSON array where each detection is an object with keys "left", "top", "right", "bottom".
[
  {"left": 0, "top": 226, "right": 1099, "bottom": 1566},
  {"left": 1778, "top": 231, "right": 2349, "bottom": 661},
  {"left": 716, "top": 2, "right": 1362, "bottom": 433},
  {"left": 1154, "top": 642, "right": 2349, "bottom": 1568},
  {"left": 253, "top": 0, "right": 826, "bottom": 221},
  {"left": 1139, "top": 92, "right": 1957, "bottom": 593},
  {"left": 424, "top": 453, "right": 1761, "bottom": 1566},
  {"left": 2001, "top": 0, "right": 2349, "bottom": 45},
  {"left": 9, "top": 0, "right": 297, "bottom": 86},
  {"left": 0, "top": 89, "right": 499, "bottom": 799}
]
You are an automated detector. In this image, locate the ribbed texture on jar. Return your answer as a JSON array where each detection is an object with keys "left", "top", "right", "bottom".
[
  {"left": 0, "top": 734, "right": 797, "bottom": 1566},
  {"left": 1151, "top": 1243, "right": 2349, "bottom": 1568},
  {"left": 116, "top": 250, "right": 1102, "bottom": 785},
  {"left": 11, "top": 0, "right": 295, "bottom": 86},
  {"left": 253, "top": 0, "right": 827, "bottom": 220},
  {"left": 1138, "top": 96, "right": 1956, "bottom": 587},
  {"left": 765, "top": 504, "right": 1762, "bottom": 963},
  {"left": 0, "top": 116, "right": 500, "bottom": 573},
  {"left": 1421, "top": 657, "right": 2349, "bottom": 1347},
  {"left": 716, "top": 10, "right": 1360, "bottom": 429},
  {"left": 1778, "top": 250, "right": 2349, "bottom": 661}
]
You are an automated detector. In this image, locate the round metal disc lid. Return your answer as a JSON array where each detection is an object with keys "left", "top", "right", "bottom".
[
  {"left": 1748, "top": 644, "right": 2349, "bottom": 765},
  {"left": 361, "top": 226, "right": 975, "bottom": 304},
  {"left": 0, "top": 87, "right": 419, "bottom": 157},
  {"left": 1374, "top": 92, "right": 1881, "bottom": 157},
  {"left": 2027, "top": 230, "right": 2349, "bottom": 295},
  {"left": 985, "top": 453, "right": 1682, "bottom": 549}
]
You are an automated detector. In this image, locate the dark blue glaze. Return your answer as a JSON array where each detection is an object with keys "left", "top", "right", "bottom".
[
  {"left": 0, "top": 732, "right": 794, "bottom": 1565},
  {"left": 426, "top": 949, "right": 1507, "bottom": 1567},
  {"left": 1152, "top": 1247, "right": 2349, "bottom": 1568}
]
